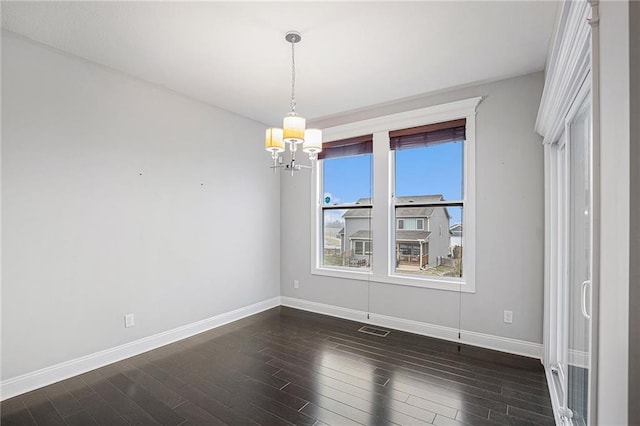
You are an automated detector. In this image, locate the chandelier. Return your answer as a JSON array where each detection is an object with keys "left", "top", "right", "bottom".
[{"left": 265, "top": 31, "right": 322, "bottom": 174}]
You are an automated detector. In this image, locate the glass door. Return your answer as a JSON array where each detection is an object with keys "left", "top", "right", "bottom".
[
  {"left": 546, "top": 90, "right": 594, "bottom": 425},
  {"left": 566, "top": 100, "right": 592, "bottom": 425}
]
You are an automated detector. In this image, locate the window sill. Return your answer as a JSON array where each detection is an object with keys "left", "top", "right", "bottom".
[{"left": 311, "top": 266, "right": 475, "bottom": 293}]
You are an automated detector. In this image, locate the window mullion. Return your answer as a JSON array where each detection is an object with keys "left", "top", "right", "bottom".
[{"left": 371, "top": 131, "right": 390, "bottom": 278}]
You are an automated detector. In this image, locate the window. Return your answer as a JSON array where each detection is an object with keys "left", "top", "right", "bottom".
[
  {"left": 320, "top": 135, "right": 373, "bottom": 270},
  {"left": 398, "top": 242, "right": 421, "bottom": 256},
  {"left": 397, "top": 218, "right": 424, "bottom": 230},
  {"left": 353, "top": 241, "right": 372, "bottom": 255},
  {"left": 391, "top": 119, "right": 465, "bottom": 278},
  {"left": 312, "top": 98, "right": 479, "bottom": 292}
]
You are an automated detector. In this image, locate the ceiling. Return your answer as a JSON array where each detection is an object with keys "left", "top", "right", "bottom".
[{"left": 1, "top": 1, "right": 559, "bottom": 126}]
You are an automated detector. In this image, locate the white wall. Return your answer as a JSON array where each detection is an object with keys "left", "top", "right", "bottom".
[
  {"left": 280, "top": 72, "right": 545, "bottom": 345},
  {"left": 598, "top": 1, "right": 631, "bottom": 424},
  {"left": 1, "top": 32, "right": 280, "bottom": 381}
]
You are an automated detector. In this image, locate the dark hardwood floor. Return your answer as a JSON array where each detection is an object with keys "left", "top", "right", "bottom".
[{"left": 1, "top": 307, "right": 555, "bottom": 425}]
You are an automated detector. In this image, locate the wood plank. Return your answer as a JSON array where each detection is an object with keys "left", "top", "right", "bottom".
[
  {"left": 301, "top": 402, "right": 364, "bottom": 426},
  {"left": 83, "top": 370, "right": 162, "bottom": 425},
  {"left": 188, "top": 370, "right": 315, "bottom": 426},
  {"left": 73, "top": 392, "right": 129, "bottom": 425},
  {"left": 488, "top": 409, "right": 540, "bottom": 426},
  {"left": 507, "top": 405, "right": 555, "bottom": 425},
  {"left": 0, "top": 397, "right": 37, "bottom": 426},
  {"left": 118, "top": 360, "right": 186, "bottom": 409},
  {"left": 105, "top": 372, "right": 185, "bottom": 425},
  {"left": 21, "top": 389, "right": 66, "bottom": 425},
  {"left": 274, "top": 364, "right": 411, "bottom": 404},
  {"left": 43, "top": 380, "right": 84, "bottom": 418},
  {"left": 172, "top": 401, "right": 227, "bottom": 426},
  {"left": 177, "top": 381, "right": 257, "bottom": 425},
  {"left": 391, "top": 374, "right": 503, "bottom": 416},
  {"left": 182, "top": 370, "right": 304, "bottom": 426},
  {"left": 275, "top": 362, "right": 436, "bottom": 423},
  {"left": 64, "top": 409, "right": 99, "bottom": 425},
  {"left": 433, "top": 414, "right": 465, "bottom": 426},
  {"left": 282, "top": 382, "right": 382, "bottom": 425},
  {"left": 63, "top": 376, "right": 97, "bottom": 401}
]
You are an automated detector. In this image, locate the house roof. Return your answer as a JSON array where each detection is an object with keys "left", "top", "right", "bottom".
[
  {"left": 349, "top": 230, "right": 372, "bottom": 240},
  {"left": 450, "top": 223, "right": 463, "bottom": 236},
  {"left": 396, "top": 230, "right": 431, "bottom": 241},
  {"left": 396, "top": 194, "right": 443, "bottom": 218},
  {"left": 342, "top": 198, "right": 373, "bottom": 218},
  {"left": 348, "top": 230, "right": 432, "bottom": 242},
  {"left": 343, "top": 195, "right": 445, "bottom": 218}
]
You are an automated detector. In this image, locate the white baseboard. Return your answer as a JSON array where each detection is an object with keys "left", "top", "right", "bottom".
[
  {"left": 281, "top": 296, "right": 542, "bottom": 359},
  {"left": 0, "top": 297, "right": 280, "bottom": 401},
  {"left": 280, "top": 296, "right": 368, "bottom": 323}
]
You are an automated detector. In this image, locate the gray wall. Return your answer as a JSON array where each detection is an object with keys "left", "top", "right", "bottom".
[
  {"left": 1, "top": 32, "right": 281, "bottom": 380},
  {"left": 281, "top": 72, "right": 545, "bottom": 344},
  {"left": 628, "top": 1, "right": 639, "bottom": 423}
]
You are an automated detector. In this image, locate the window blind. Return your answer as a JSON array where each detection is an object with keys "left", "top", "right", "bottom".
[
  {"left": 389, "top": 118, "right": 466, "bottom": 151},
  {"left": 318, "top": 134, "right": 373, "bottom": 160}
]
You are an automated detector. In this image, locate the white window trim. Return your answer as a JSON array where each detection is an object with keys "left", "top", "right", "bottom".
[{"left": 310, "top": 97, "right": 481, "bottom": 293}]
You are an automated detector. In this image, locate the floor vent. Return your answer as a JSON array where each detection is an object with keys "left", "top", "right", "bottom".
[{"left": 358, "top": 325, "right": 390, "bottom": 337}]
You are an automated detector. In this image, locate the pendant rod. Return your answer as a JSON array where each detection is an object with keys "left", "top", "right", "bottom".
[{"left": 285, "top": 31, "right": 301, "bottom": 114}]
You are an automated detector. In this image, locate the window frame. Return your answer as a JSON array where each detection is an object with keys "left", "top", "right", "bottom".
[
  {"left": 396, "top": 218, "right": 425, "bottom": 231},
  {"left": 310, "top": 97, "right": 480, "bottom": 292},
  {"left": 353, "top": 241, "right": 362, "bottom": 255},
  {"left": 353, "top": 240, "right": 372, "bottom": 256}
]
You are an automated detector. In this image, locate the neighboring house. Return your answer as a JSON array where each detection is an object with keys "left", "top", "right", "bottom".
[
  {"left": 450, "top": 222, "right": 463, "bottom": 252},
  {"left": 340, "top": 203, "right": 373, "bottom": 267},
  {"left": 341, "top": 195, "right": 451, "bottom": 269}
]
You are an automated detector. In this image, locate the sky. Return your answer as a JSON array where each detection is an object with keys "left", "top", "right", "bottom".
[{"left": 323, "top": 141, "right": 464, "bottom": 224}]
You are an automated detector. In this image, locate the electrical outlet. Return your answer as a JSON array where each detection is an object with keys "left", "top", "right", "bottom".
[
  {"left": 293, "top": 279, "right": 299, "bottom": 289},
  {"left": 125, "top": 313, "right": 135, "bottom": 328},
  {"left": 503, "top": 310, "right": 513, "bottom": 324}
]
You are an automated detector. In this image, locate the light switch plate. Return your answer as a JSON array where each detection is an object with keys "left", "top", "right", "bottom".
[{"left": 125, "top": 313, "right": 135, "bottom": 328}]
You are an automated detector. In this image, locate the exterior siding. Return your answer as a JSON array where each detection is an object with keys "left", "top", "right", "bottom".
[
  {"left": 343, "top": 216, "right": 371, "bottom": 257},
  {"left": 427, "top": 207, "right": 451, "bottom": 266}
]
